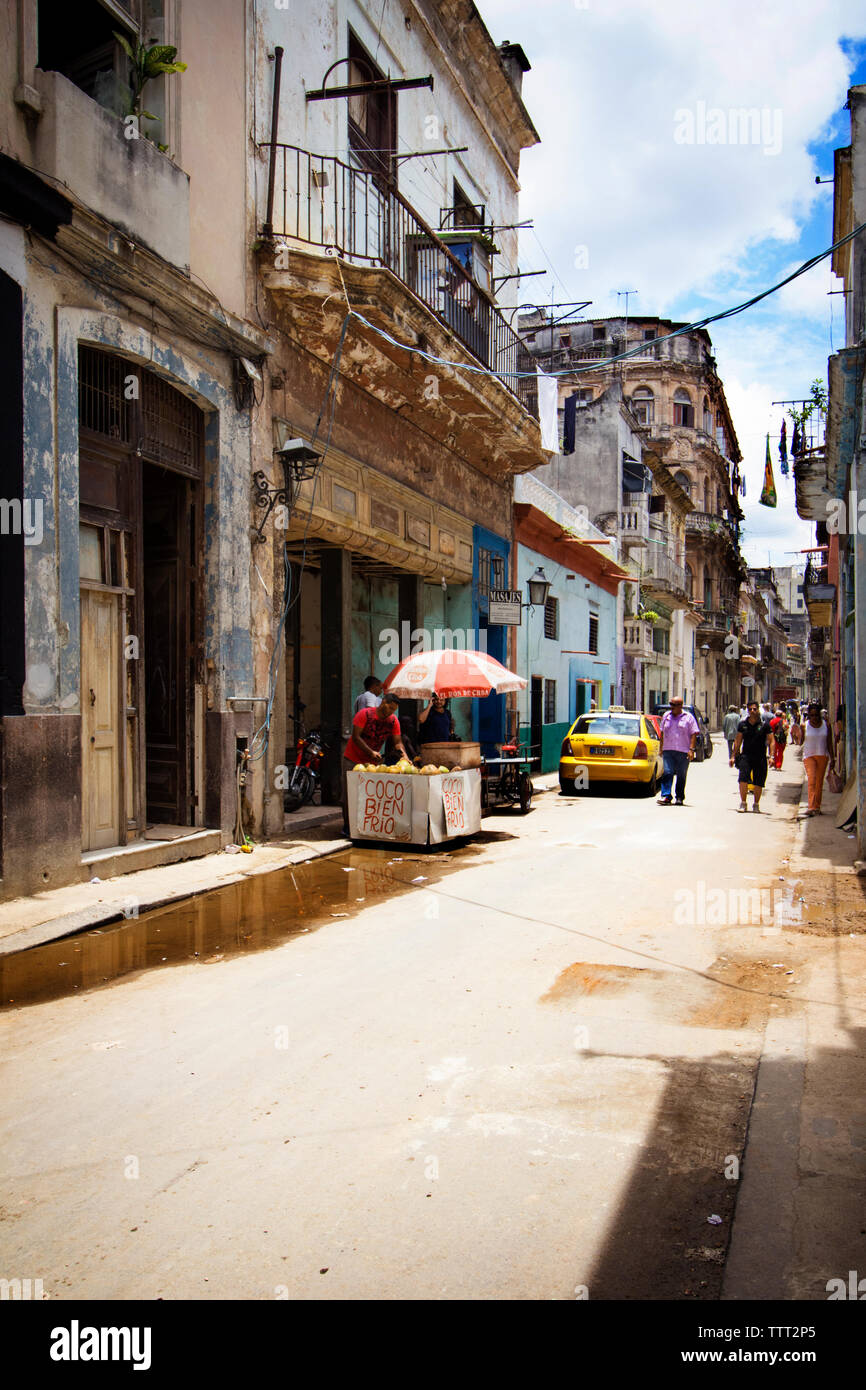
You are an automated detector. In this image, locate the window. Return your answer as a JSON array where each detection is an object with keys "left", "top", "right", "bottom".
[
  {"left": 451, "top": 181, "right": 480, "bottom": 229},
  {"left": 652, "top": 626, "right": 670, "bottom": 655},
  {"left": 703, "top": 397, "right": 713, "bottom": 434},
  {"left": 684, "top": 562, "right": 693, "bottom": 599},
  {"left": 544, "top": 595, "right": 559, "bottom": 640},
  {"left": 592, "top": 325, "right": 606, "bottom": 341},
  {"left": 560, "top": 333, "right": 571, "bottom": 348},
  {"left": 38, "top": 0, "right": 141, "bottom": 118},
  {"left": 631, "top": 386, "right": 654, "bottom": 425},
  {"left": 673, "top": 388, "right": 694, "bottom": 428},
  {"left": 673, "top": 469, "right": 691, "bottom": 496},
  {"left": 544, "top": 680, "right": 556, "bottom": 723},
  {"left": 347, "top": 29, "right": 396, "bottom": 184},
  {"left": 588, "top": 613, "right": 599, "bottom": 654},
  {"left": 575, "top": 714, "right": 641, "bottom": 737},
  {"left": 643, "top": 328, "right": 656, "bottom": 342}
]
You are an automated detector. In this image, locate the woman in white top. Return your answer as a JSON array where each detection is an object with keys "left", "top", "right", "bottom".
[{"left": 801, "top": 702, "right": 835, "bottom": 814}]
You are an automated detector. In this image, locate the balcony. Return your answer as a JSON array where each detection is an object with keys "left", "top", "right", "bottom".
[
  {"left": 623, "top": 620, "right": 655, "bottom": 659},
  {"left": 685, "top": 511, "right": 737, "bottom": 544},
  {"left": 32, "top": 68, "right": 190, "bottom": 270},
  {"left": 803, "top": 561, "right": 835, "bottom": 625},
  {"left": 257, "top": 145, "right": 539, "bottom": 475},
  {"left": 637, "top": 542, "right": 690, "bottom": 605},
  {"left": 619, "top": 499, "right": 649, "bottom": 547}
]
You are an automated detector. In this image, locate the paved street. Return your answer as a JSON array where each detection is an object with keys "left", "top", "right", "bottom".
[{"left": 2, "top": 741, "right": 864, "bottom": 1301}]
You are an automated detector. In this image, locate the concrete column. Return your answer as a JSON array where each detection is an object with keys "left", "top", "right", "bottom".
[
  {"left": 320, "top": 548, "right": 352, "bottom": 803},
  {"left": 854, "top": 447, "right": 866, "bottom": 858}
]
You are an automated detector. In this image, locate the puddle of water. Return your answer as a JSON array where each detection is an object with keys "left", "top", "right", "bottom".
[{"left": 0, "top": 845, "right": 471, "bottom": 1011}]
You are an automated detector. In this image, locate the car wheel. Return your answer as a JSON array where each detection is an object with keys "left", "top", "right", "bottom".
[{"left": 559, "top": 777, "right": 577, "bottom": 796}]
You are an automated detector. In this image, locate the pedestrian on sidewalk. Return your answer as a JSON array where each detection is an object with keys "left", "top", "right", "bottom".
[
  {"left": 657, "top": 695, "right": 699, "bottom": 805},
  {"left": 731, "top": 700, "right": 775, "bottom": 812},
  {"left": 802, "top": 701, "right": 835, "bottom": 816},
  {"left": 769, "top": 707, "right": 788, "bottom": 771},
  {"left": 723, "top": 705, "right": 740, "bottom": 760},
  {"left": 354, "top": 675, "right": 383, "bottom": 715},
  {"left": 789, "top": 709, "right": 803, "bottom": 757},
  {"left": 341, "top": 695, "right": 407, "bottom": 834}
]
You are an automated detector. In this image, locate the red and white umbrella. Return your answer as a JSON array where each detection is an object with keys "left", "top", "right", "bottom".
[{"left": 383, "top": 648, "right": 527, "bottom": 699}]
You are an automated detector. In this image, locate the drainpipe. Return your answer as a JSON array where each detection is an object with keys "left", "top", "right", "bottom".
[{"left": 262, "top": 46, "right": 284, "bottom": 240}]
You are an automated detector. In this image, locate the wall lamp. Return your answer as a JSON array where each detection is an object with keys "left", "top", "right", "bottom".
[{"left": 253, "top": 436, "right": 321, "bottom": 544}]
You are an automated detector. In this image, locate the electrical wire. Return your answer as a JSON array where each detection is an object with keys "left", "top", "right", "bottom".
[{"left": 338, "top": 220, "right": 866, "bottom": 383}]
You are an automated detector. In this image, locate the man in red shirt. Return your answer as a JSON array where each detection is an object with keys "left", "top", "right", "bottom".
[{"left": 341, "top": 694, "right": 407, "bottom": 834}]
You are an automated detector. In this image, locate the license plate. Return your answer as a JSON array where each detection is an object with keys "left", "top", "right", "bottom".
[{"left": 590, "top": 746, "right": 617, "bottom": 756}]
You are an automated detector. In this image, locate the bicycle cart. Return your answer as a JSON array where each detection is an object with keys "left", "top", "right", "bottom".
[{"left": 480, "top": 744, "right": 539, "bottom": 815}]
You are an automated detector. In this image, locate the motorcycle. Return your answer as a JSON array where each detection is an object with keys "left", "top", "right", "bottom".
[{"left": 284, "top": 727, "right": 327, "bottom": 812}]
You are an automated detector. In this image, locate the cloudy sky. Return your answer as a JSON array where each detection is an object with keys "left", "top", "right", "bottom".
[{"left": 477, "top": 0, "right": 866, "bottom": 566}]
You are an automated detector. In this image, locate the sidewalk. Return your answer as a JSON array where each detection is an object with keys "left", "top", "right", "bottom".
[
  {"left": 0, "top": 772, "right": 562, "bottom": 956},
  {"left": 723, "top": 756, "right": 866, "bottom": 1299}
]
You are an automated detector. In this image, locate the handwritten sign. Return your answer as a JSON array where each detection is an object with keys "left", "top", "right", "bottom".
[
  {"left": 356, "top": 774, "right": 412, "bottom": 841},
  {"left": 441, "top": 775, "right": 466, "bottom": 834}
]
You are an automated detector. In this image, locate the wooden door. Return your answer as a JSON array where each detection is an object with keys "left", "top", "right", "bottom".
[{"left": 81, "top": 588, "right": 121, "bottom": 850}]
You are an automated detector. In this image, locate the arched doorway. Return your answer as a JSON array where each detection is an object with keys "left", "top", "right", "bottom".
[{"left": 78, "top": 347, "right": 205, "bottom": 848}]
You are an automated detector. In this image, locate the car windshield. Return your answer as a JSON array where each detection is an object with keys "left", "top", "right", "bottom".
[{"left": 574, "top": 716, "right": 641, "bottom": 737}]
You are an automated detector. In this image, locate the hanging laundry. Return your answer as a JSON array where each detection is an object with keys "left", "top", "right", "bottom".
[
  {"left": 563, "top": 392, "right": 578, "bottom": 455},
  {"left": 791, "top": 420, "right": 801, "bottom": 457},
  {"left": 741, "top": 477, "right": 746, "bottom": 497},
  {"left": 536, "top": 369, "right": 559, "bottom": 453},
  {"left": 779, "top": 418, "right": 787, "bottom": 465},
  {"left": 759, "top": 433, "right": 777, "bottom": 507}
]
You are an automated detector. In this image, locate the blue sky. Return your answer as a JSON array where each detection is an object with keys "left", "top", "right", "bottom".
[{"left": 478, "top": 0, "right": 866, "bottom": 566}]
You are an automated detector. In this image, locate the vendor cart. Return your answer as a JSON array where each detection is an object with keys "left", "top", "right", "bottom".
[
  {"left": 347, "top": 766, "right": 482, "bottom": 844},
  {"left": 480, "top": 743, "right": 538, "bottom": 814}
]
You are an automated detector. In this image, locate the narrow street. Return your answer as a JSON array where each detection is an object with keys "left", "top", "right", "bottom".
[{"left": 2, "top": 743, "right": 863, "bottom": 1301}]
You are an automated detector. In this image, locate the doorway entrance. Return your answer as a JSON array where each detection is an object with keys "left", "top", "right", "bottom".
[
  {"left": 78, "top": 347, "right": 204, "bottom": 850},
  {"left": 143, "top": 463, "right": 197, "bottom": 824}
]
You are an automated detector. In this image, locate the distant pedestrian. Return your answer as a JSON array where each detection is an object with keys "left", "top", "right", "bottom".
[
  {"left": 722, "top": 705, "right": 740, "bottom": 759},
  {"left": 789, "top": 709, "right": 803, "bottom": 755},
  {"left": 657, "top": 695, "right": 700, "bottom": 805},
  {"left": 732, "top": 700, "right": 775, "bottom": 812},
  {"left": 354, "top": 675, "right": 383, "bottom": 715},
  {"left": 802, "top": 702, "right": 835, "bottom": 816},
  {"left": 769, "top": 707, "right": 788, "bottom": 771}
]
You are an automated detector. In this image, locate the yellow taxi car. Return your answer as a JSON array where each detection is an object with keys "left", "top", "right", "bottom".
[{"left": 559, "top": 707, "right": 663, "bottom": 795}]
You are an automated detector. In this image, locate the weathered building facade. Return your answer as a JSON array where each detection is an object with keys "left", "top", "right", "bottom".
[
  {"left": 524, "top": 314, "right": 746, "bottom": 727},
  {"left": 0, "top": 0, "right": 542, "bottom": 896},
  {"left": 0, "top": 0, "right": 274, "bottom": 898},
  {"left": 253, "top": 0, "right": 542, "bottom": 799}
]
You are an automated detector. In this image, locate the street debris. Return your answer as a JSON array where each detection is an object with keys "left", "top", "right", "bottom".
[{"left": 707, "top": 1214, "right": 723, "bottom": 1226}]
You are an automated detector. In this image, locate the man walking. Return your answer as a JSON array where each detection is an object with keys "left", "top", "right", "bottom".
[
  {"left": 731, "top": 700, "right": 775, "bottom": 812},
  {"left": 723, "top": 705, "right": 740, "bottom": 760},
  {"left": 658, "top": 695, "right": 700, "bottom": 805}
]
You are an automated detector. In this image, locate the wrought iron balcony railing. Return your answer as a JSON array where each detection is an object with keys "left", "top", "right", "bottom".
[{"left": 259, "top": 143, "right": 537, "bottom": 418}]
